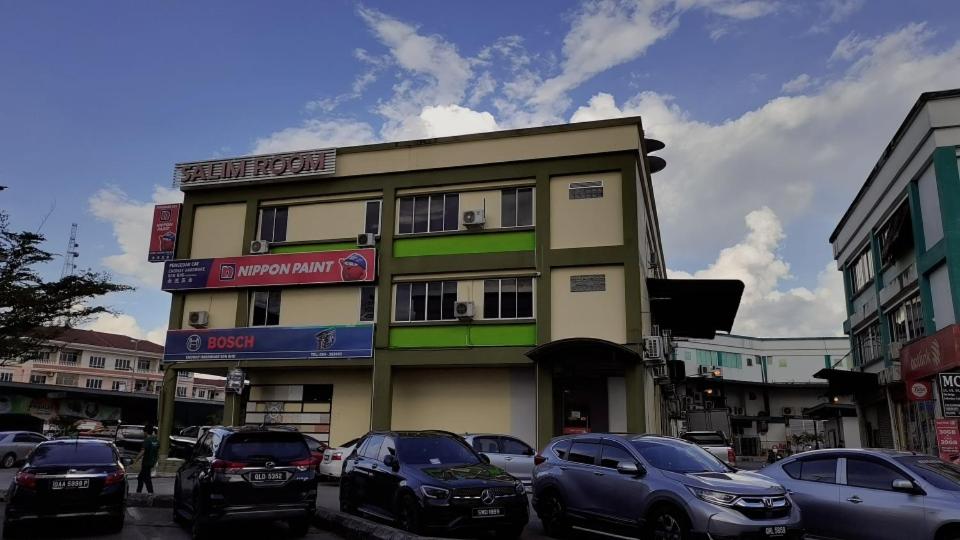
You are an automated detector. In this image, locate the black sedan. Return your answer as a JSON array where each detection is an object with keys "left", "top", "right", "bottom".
[
  {"left": 3, "top": 439, "right": 128, "bottom": 537},
  {"left": 340, "top": 430, "right": 528, "bottom": 538}
]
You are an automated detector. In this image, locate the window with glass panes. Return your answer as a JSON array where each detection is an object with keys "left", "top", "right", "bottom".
[
  {"left": 257, "top": 207, "right": 288, "bottom": 242},
  {"left": 397, "top": 194, "right": 458, "bottom": 234},
  {"left": 850, "top": 249, "right": 874, "bottom": 292},
  {"left": 29, "top": 374, "right": 46, "bottom": 384},
  {"left": 86, "top": 378, "right": 103, "bottom": 389},
  {"left": 0, "top": 372, "right": 11, "bottom": 382},
  {"left": 889, "top": 295, "right": 925, "bottom": 343},
  {"left": 395, "top": 281, "right": 457, "bottom": 321},
  {"left": 365, "top": 200, "right": 382, "bottom": 235},
  {"left": 483, "top": 278, "right": 534, "bottom": 319},
  {"left": 855, "top": 323, "right": 882, "bottom": 365},
  {"left": 176, "top": 386, "right": 187, "bottom": 397},
  {"left": 137, "top": 359, "right": 151, "bottom": 372},
  {"left": 501, "top": 188, "right": 534, "bottom": 227},
  {"left": 114, "top": 358, "right": 131, "bottom": 371},
  {"left": 250, "top": 289, "right": 282, "bottom": 326},
  {"left": 360, "top": 286, "right": 376, "bottom": 322},
  {"left": 89, "top": 356, "right": 106, "bottom": 369}
]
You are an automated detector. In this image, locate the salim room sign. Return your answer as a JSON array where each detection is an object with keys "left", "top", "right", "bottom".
[{"left": 161, "top": 249, "right": 375, "bottom": 291}]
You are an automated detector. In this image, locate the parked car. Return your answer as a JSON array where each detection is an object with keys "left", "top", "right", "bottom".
[
  {"left": 533, "top": 433, "right": 802, "bottom": 540},
  {"left": 72, "top": 420, "right": 107, "bottom": 437},
  {"left": 318, "top": 437, "right": 359, "bottom": 478},
  {"left": 0, "top": 432, "right": 48, "bottom": 468},
  {"left": 305, "top": 437, "right": 328, "bottom": 470},
  {"left": 681, "top": 430, "right": 736, "bottom": 466},
  {"left": 113, "top": 425, "right": 145, "bottom": 457},
  {"left": 759, "top": 448, "right": 960, "bottom": 540},
  {"left": 462, "top": 433, "right": 537, "bottom": 487},
  {"left": 172, "top": 426, "right": 319, "bottom": 538},
  {"left": 339, "top": 430, "right": 529, "bottom": 537},
  {"left": 3, "top": 439, "right": 129, "bottom": 537},
  {"left": 169, "top": 425, "right": 211, "bottom": 459}
]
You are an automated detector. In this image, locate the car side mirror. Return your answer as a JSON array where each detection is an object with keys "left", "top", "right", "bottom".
[
  {"left": 892, "top": 479, "right": 919, "bottom": 493},
  {"left": 383, "top": 453, "right": 399, "bottom": 470},
  {"left": 478, "top": 453, "right": 491, "bottom": 464},
  {"left": 617, "top": 461, "right": 642, "bottom": 476},
  {"left": 121, "top": 457, "right": 133, "bottom": 466}
]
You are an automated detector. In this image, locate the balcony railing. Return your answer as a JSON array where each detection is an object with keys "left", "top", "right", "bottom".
[{"left": 58, "top": 359, "right": 80, "bottom": 367}]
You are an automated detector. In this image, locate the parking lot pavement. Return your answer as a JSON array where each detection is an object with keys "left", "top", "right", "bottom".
[{"left": 0, "top": 503, "right": 344, "bottom": 539}]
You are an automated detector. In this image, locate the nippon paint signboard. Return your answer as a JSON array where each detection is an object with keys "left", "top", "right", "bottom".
[
  {"left": 161, "top": 249, "right": 375, "bottom": 291},
  {"left": 147, "top": 204, "right": 182, "bottom": 262},
  {"left": 163, "top": 325, "right": 374, "bottom": 361}
]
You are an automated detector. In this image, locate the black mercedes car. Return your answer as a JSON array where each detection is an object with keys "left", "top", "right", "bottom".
[
  {"left": 172, "top": 426, "right": 318, "bottom": 539},
  {"left": 3, "top": 439, "right": 129, "bottom": 537},
  {"left": 339, "top": 430, "right": 528, "bottom": 538}
]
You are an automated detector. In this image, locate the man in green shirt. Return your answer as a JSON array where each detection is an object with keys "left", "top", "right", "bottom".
[{"left": 135, "top": 425, "right": 160, "bottom": 494}]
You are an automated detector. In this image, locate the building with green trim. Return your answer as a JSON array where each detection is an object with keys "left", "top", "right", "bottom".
[
  {"left": 155, "top": 117, "right": 742, "bottom": 455},
  {"left": 827, "top": 89, "right": 960, "bottom": 454}
]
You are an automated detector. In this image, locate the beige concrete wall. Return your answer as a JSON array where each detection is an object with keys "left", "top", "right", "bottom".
[
  {"left": 392, "top": 367, "right": 513, "bottom": 434},
  {"left": 285, "top": 200, "right": 370, "bottom": 242},
  {"left": 549, "top": 171, "right": 623, "bottom": 249},
  {"left": 550, "top": 265, "right": 626, "bottom": 343},
  {"left": 190, "top": 203, "right": 246, "bottom": 258},
  {"left": 458, "top": 190, "right": 503, "bottom": 230},
  {"left": 251, "top": 369, "right": 372, "bottom": 447},
  {"left": 181, "top": 291, "right": 239, "bottom": 329},
  {"left": 280, "top": 287, "right": 365, "bottom": 326}
]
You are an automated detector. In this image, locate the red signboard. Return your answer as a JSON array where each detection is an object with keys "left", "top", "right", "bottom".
[
  {"left": 908, "top": 379, "right": 934, "bottom": 401},
  {"left": 161, "top": 249, "right": 376, "bottom": 291},
  {"left": 147, "top": 204, "right": 182, "bottom": 262},
  {"left": 901, "top": 324, "right": 960, "bottom": 382},
  {"left": 937, "top": 418, "right": 960, "bottom": 462}
]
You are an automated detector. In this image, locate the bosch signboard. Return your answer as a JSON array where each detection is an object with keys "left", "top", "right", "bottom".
[
  {"left": 164, "top": 325, "right": 374, "bottom": 361},
  {"left": 161, "top": 249, "right": 375, "bottom": 291}
]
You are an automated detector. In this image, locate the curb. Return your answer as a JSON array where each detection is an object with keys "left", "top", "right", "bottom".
[{"left": 314, "top": 506, "right": 444, "bottom": 540}]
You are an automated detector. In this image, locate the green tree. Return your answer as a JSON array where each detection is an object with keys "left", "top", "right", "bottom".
[{"left": 0, "top": 211, "right": 131, "bottom": 365}]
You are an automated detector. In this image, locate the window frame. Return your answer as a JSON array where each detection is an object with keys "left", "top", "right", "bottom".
[
  {"left": 843, "top": 456, "right": 913, "bottom": 492},
  {"left": 111, "top": 380, "right": 124, "bottom": 391},
  {"left": 89, "top": 356, "right": 106, "bottom": 369},
  {"left": 566, "top": 440, "right": 601, "bottom": 466},
  {"left": 365, "top": 200, "right": 382, "bottom": 236},
  {"left": 114, "top": 358, "right": 131, "bottom": 371},
  {"left": 250, "top": 289, "right": 282, "bottom": 327},
  {"left": 0, "top": 372, "right": 12, "bottom": 382},
  {"left": 85, "top": 378, "right": 103, "bottom": 390},
  {"left": 599, "top": 441, "right": 635, "bottom": 469},
  {"left": 257, "top": 206, "right": 288, "bottom": 243},
  {"left": 849, "top": 248, "right": 875, "bottom": 294},
  {"left": 394, "top": 281, "right": 458, "bottom": 322},
  {"left": 499, "top": 437, "right": 533, "bottom": 456},
  {"left": 501, "top": 187, "right": 535, "bottom": 228},
  {"left": 483, "top": 277, "right": 535, "bottom": 320},
  {"left": 397, "top": 193, "right": 459, "bottom": 235},
  {"left": 29, "top": 374, "right": 47, "bottom": 385},
  {"left": 359, "top": 286, "right": 377, "bottom": 323}
]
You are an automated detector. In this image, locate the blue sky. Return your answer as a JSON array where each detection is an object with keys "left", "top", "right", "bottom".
[{"left": 3, "top": 0, "right": 960, "bottom": 341}]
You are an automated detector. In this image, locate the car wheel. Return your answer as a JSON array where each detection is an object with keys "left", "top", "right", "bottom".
[
  {"left": 287, "top": 518, "right": 310, "bottom": 537},
  {"left": 647, "top": 506, "right": 689, "bottom": 540},
  {"left": 538, "top": 491, "right": 569, "bottom": 538},
  {"left": 395, "top": 494, "right": 423, "bottom": 535},
  {"left": 1, "top": 453, "right": 15, "bottom": 469}
]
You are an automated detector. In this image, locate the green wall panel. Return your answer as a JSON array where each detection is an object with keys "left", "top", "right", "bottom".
[
  {"left": 389, "top": 324, "right": 536, "bottom": 348},
  {"left": 393, "top": 231, "right": 535, "bottom": 257},
  {"left": 271, "top": 242, "right": 358, "bottom": 254}
]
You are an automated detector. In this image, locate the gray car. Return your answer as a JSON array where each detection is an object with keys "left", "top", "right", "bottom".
[
  {"left": 0, "top": 431, "right": 48, "bottom": 468},
  {"left": 759, "top": 448, "right": 960, "bottom": 540},
  {"left": 533, "top": 433, "right": 802, "bottom": 539},
  {"left": 463, "top": 434, "right": 537, "bottom": 487}
]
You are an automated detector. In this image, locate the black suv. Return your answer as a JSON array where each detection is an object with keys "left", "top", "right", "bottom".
[
  {"left": 340, "top": 430, "right": 528, "bottom": 537},
  {"left": 172, "top": 426, "right": 318, "bottom": 538}
]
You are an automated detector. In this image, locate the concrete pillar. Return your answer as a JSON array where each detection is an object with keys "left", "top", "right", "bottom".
[
  {"left": 370, "top": 354, "right": 392, "bottom": 430},
  {"left": 536, "top": 362, "right": 554, "bottom": 449},
  {"left": 223, "top": 391, "right": 243, "bottom": 426},
  {"left": 625, "top": 361, "right": 646, "bottom": 433},
  {"left": 157, "top": 366, "right": 178, "bottom": 458}
]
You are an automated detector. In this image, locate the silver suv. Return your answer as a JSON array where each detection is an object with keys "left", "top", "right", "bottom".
[
  {"left": 532, "top": 434, "right": 802, "bottom": 540},
  {"left": 462, "top": 434, "right": 536, "bottom": 487}
]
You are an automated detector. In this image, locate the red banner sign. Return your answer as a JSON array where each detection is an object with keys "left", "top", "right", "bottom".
[
  {"left": 902, "top": 324, "right": 960, "bottom": 382},
  {"left": 937, "top": 418, "right": 960, "bottom": 462},
  {"left": 908, "top": 379, "right": 934, "bottom": 401},
  {"left": 161, "top": 249, "right": 375, "bottom": 291},
  {"left": 147, "top": 204, "right": 182, "bottom": 262}
]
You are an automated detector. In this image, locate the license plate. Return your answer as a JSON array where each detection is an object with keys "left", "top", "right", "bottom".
[
  {"left": 472, "top": 507, "right": 503, "bottom": 518},
  {"left": 51, "top": 479, "right": 89, "bottom": 490},
  {"left": 250, "top": 471, "right": 287, "bottom": 482},
  {"left": 764, "top": 526, "right": 787, "bottom": 537}
]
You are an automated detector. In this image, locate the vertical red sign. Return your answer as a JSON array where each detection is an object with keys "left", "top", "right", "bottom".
[
  {"left": 936, "top": 418, "right": 960, "bottom": 462},
  {"left": 148, "top": 204, "right": 182, "bottom": 262}
]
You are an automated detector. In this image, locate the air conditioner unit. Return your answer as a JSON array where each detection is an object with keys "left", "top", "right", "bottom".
[
  {"left": 781, "top": 406, "right": 794, "bottom": 416},
  {"left": 357, "top": 233, "right": 376, "bottom": 247},
  {"left": 733, "top": 407, "right": 745, "bottom": 416},
  {"left": 249, "top": 240, "right": 270, "bottom": 254},
  {"left": 643, "top": 336, "right": 664, "bottom": 361},
  {"left": 462, "top": 209, "right": 485, "bottom": 228},
  {"left": 889, "top": 341, "right": 903, "bottom": 360},
  {"left": 454, "top": 301, "right": 475, "bottom": 321},
  {"left": 188, "top": 311, "right": 209, "bottom": 328}
]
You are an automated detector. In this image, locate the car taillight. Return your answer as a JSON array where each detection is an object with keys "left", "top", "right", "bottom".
[
  {"left": 15, "top": 471, "right": 36, "bottom": 490},
  {"left": 331, "top": 452, "right": 343, "bottom": 461},
  {"left": 534, "top": 454, "right": 546, "bottom": 466},
  {"left": 727, "top": 448, "right": 736, "bottom": 464},
  {"left": 211, "top": 459, "right": 246, "bottom": 473},
  {"left": 105, "top": 470, "right": 125, "bottom": 486},
  {"left": 291, "top": 457, "right": 319, "bottom": 471}
]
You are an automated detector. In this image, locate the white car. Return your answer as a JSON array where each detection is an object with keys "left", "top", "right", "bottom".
[
  {"left": 462, "top": 433, "right": 537, "bottom": 487},
  {"left": 318, "top": 437, "right": 359, "bottom": 478}
]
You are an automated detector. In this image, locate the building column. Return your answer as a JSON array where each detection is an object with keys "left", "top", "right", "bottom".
[
  {"left": 370, "top": 354, "right": 392, "bottom": 430},
  {"left": 908, "top": 182, "right": 937, "bottom": 335},
  {"left": 869, "top": 233, "right": 892, "bottom": 367},
  {"left": 223, "top": 390, "right": 243, "bottom": 426},
  {"left": 932, "top": 146, "right": 960, "bottom": 324},
  {"left": 535, "top": 362, "right": 553, "bottom": 450},
  {"left": 157, "top": 366, "right": 178, "bottom": 458},
  {"left": 625, "top": 361, "right": 646, "bottom": 433}
]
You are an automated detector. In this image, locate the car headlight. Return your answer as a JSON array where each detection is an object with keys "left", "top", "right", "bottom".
[
  {"left": 515, "top": 481, "right": 525, "bottom": 495},
  {"left": 688, "top": 487, "right": 739, "bottom": 507},
  {"left": 420, "top": 485, "right": 450, "bottom": 500}
]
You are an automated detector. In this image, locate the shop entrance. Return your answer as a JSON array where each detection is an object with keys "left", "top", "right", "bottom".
[{"left": 555, "top": 377, "right": 609, "bottom": 435}]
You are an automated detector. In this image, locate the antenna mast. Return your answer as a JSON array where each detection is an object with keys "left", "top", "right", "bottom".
[{"left": 61, "top": 223, "right": 80, "bottom": 278}]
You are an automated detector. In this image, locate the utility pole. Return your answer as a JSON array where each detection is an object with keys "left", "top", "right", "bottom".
[{"left": 61, "top": 223, "right": 80, "bottom": 278}]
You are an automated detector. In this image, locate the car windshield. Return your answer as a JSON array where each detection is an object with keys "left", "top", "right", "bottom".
[
  {"left": 221, "top": 433, "right": 310, "bottom": 463},
  {"left": 397, "top": 436, "right": 479, "bottom": 466},
  {"left": 682, "top": 433, "right": 727, "bottom": 445},
  {"left": 119, "top": 427, "right": 143, "bottom": 438},
  {"left": 631, "top": 437, "right": 730, "bottom": 473},
  {"left": 895, "top": 456, "right": 960, "bottom": 491},
  {"left": 30, "top": 444, "right": 115, "bottom": 466}
]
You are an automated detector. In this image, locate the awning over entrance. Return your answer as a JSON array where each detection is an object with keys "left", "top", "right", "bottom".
[
  {"left": 526, "top": 337, "right": 639, "bottom": 363},
  {"left": 647, "top": 279, "right": 745, "bottom": 339},
  {"left": 813, "top": 368, "right": 879, "bottom": 395},
  {"left": 804, "top": 402, "right": 857, "bottom": 419}
]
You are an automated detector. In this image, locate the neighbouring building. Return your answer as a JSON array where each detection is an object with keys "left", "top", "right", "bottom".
[
  {"left": 827, "top": 89, "right": 960, "bottom": 456},
  {"left": 156, "top": 117, "right": 744, "bottom": 453},
  {"left": 675, "top": 334, "right": 856, "bottom": 456}
]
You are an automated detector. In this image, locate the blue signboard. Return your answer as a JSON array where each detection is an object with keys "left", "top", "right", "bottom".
[{"left": 164, "top": 325, "right": 374, "bottom": 361}]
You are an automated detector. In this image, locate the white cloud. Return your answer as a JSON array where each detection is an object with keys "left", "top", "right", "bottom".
[
  {"left": 669, "top": 208, "right": 845, "bottom": 336},
  {"left": 811, "top": 0, "right": 865, "bottom": 34},
  {"left": 88, "top": 185, "right": 183, "bottom": 287},
  {"left": 252, "top": 119, "right": 377, "bottom": 154},
  {"left": 418, "top": 105, "right": 499, "bottom": 138},
  {"left": 83, "top": 313, "right": 167, "bottom": 345},
  {"left": 780, "top": 73, "right": 814, "bottom": 93}
]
